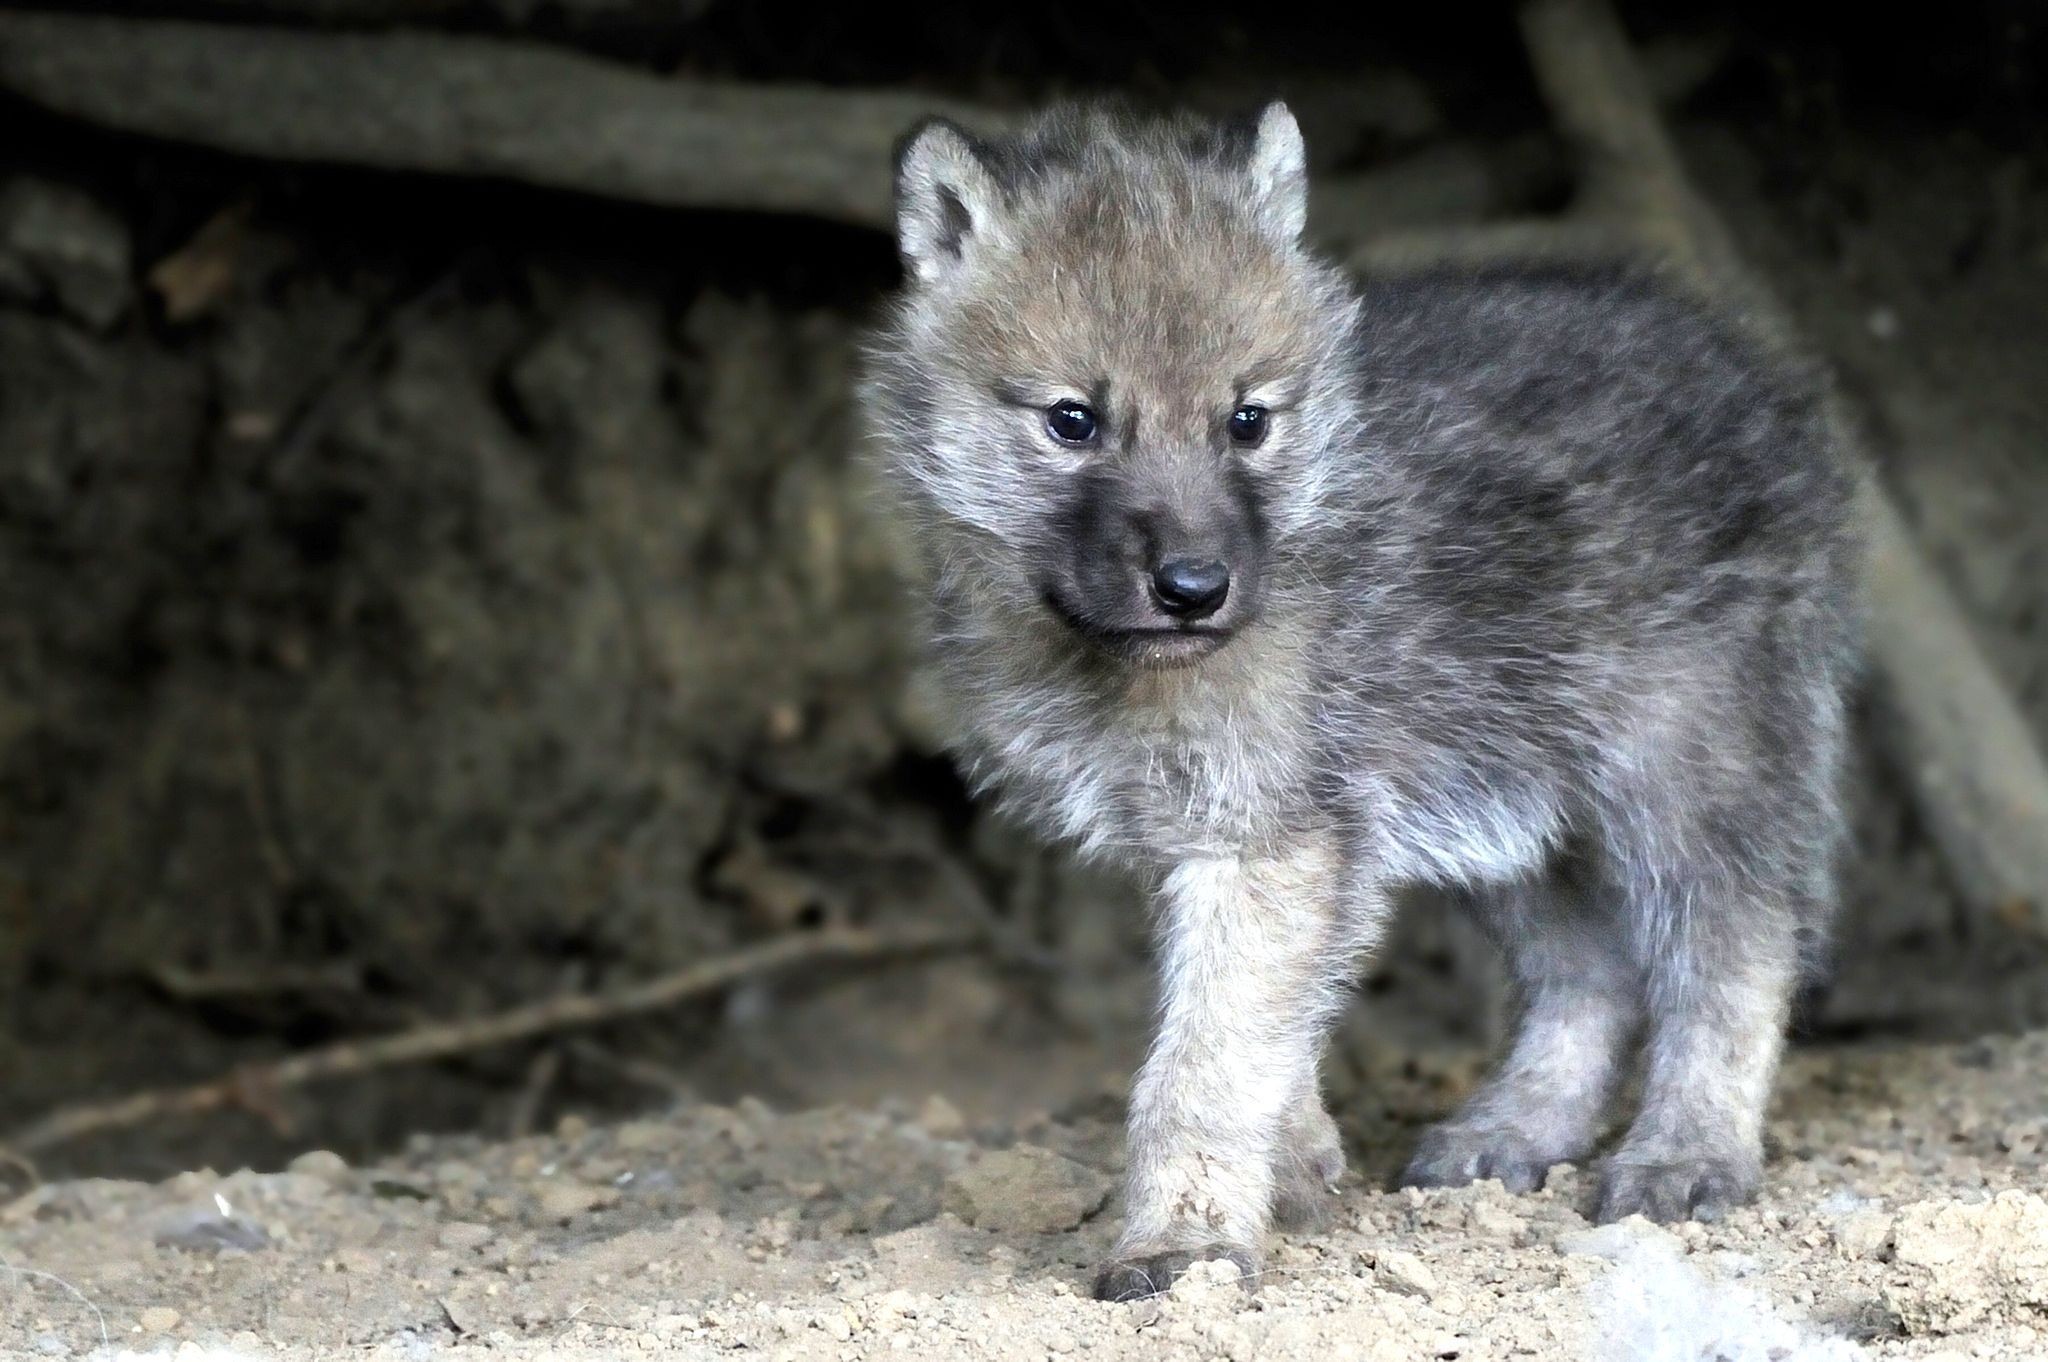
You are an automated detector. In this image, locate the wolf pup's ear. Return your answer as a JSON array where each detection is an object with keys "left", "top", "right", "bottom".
[
  {"left": 894, "top": 118, "right": 1004, "bottom": 285},
  {"left": 1245, "top": 101, "right": 1308, "bottom": 243}
]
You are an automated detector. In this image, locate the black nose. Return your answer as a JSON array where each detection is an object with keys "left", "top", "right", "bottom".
[{"left": 1150, "top": 558, "right": 1231, "bottom": 619}]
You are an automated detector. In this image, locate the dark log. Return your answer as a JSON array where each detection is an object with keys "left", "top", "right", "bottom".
[
  {"left": 0, "top": 10, "right": 998, "bottom": 229},
  {"left": 0, "top": 10, "right": 1722, "bottom": 238}
]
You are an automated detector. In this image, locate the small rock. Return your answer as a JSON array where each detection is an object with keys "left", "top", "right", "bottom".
[
  {"left": 1834, "top": 1208, "right": 1894, "bottom": 1260},
  {"left": 1168, "top": 1255, "right": 1245, "bottom": 1308},
  {"left": 1124, "top": 1299, "right": 1164, "bottom": 1331},
  {"left": 1557, "top": 1216, "right": 1679, "bottom": 1261},
  {"left": 1372, "top": 1249, "right": 1436, "bottom": 1299},
  {"left": 1885, "top": 1190, "right": 2048, "bottom": 1334},
  {"left": 1043, "top": 1329, "right": 1078, "bottom": 1353},
  {"left": 287, "top": 1149, "right": 351, "bottom": 1185},
  {"left": 533, "top": 1179, "right": 621, "bottom": 1222},
  {"left": 439, "top": 1296, "right": 482, "bottom": 1337},
  {"left": 1996, "top": 1122, "right": 2043, "bottom": 1157},
  {"left": 138, "top": 1307, "right": 182, "bottom": 1334},
  {"left": 916, "top": 1094, "right": 968, "bottom": 1139},
  {"left": 941, "top": 1145, "right": 1110, "bottom": 1233},
  {"left": 614, "top": 1120, "right": 680, "bottom": 1153},
  {"left": 32, "top": 1333, "right": 69, "bottom": 1357},
  {"left": 1466, "top": 1201, "right": 1528, "bottom": 1241}
]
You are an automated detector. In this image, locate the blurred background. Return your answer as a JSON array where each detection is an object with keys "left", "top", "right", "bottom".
[{"left": 0, "top": 0, "right": 2043, "bottom": 1195}]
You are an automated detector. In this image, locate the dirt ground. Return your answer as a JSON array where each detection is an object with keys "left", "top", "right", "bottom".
[
  {"left": 3, "top": 1031, "right": 2045, "bottom": 1360},
  {"left": 4, "top": 7, "right": 2048, "bottom": 1361}
]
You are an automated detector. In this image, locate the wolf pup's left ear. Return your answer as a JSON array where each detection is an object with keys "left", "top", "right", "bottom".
[
  {"left": 1245, "top": 101, "right": 1308, "bottom": 243},
  {"left": 894, "top": 118, "right": 1004, "bottom": 286}
]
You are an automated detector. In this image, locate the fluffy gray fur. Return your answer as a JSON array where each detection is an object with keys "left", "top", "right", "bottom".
[{"left": 862, "top": 101, "right": 1858, "bottom": 1301}]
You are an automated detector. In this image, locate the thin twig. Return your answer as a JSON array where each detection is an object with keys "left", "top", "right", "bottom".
[
  {"left": 506, "top": 1047, "right": 564, "bottom": 1139},
  {"left": 268, "top": 263, "right": 466, "bottom": 469},
  {"left": 0, "top": 924, "right": 976, "bottom": 1156},
  {"left": 148, "top": 961, "right": 365, "bottom": 1002},
  {"left": 564, "top": 1040, "right": 697, "bottom": 1101}
]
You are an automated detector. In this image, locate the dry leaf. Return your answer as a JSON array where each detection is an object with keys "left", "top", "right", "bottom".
[{"left": 148, "top": 199, "right": 254, "bottom": 322}]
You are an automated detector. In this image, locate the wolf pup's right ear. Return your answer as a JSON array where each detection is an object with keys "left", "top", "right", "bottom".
[
  {"left": 893, "top": 118, "right": 1004, "bottom": 286},
  {"left": 1244, "top": 101, "right": 1309, "bottom": 244}
]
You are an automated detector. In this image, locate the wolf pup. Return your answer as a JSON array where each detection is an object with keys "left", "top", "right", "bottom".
[{"left": 862, "top": 101, "right": 1856, "bottom": 1300}]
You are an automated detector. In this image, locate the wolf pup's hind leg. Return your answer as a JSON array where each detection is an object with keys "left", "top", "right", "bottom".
[
  {"left": 1595, "top": 870, "right": 1803, "bottom": 1223},
  {"left": 1401, "top": 867, "right": 1641, "bottom": 1195},
  {"left": 1592, "top": 756, "right": 1843, "bottom": 1222}
]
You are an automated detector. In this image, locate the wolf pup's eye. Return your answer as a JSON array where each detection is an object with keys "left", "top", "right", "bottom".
[
  {"left": 1229, "top": 404, "right": 1269, "bottom": 447},
  {"left": 1045, "top": 401, "right": 1099, "bottom": 446}
]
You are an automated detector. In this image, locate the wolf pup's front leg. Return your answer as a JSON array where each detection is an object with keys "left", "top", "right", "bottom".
[{"left": 1095, "top": 840, "right": 1369, "bottom": 1301}]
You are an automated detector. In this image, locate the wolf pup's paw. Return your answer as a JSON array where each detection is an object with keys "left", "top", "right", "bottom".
[
  {"left": 1271, "top": 1110, "right": 1346, "bottom": 1231},
  {"left": 1594, "top": 1156, "right": 1757, "bottom": 1224},
  {"left": 1399, "top": 1123, "right": 1564, "bottom": 1195},
  {"left": 1092, "top": 1246, "right": 1258, "bottom": 1301}
]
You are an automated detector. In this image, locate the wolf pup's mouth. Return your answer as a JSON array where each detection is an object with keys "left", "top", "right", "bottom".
[{"left": 1043, "top": 591, "right": 1234, "bottom": 669}]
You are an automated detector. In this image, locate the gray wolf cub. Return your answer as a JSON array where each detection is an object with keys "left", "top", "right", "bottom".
[{"left": 862, "top": 101, "right": 1856, "bottom": 1300}]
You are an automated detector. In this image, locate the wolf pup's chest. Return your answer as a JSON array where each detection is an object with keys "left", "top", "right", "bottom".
[{"left": 977, "top": 682, "right": 1312, "bottom": 864}]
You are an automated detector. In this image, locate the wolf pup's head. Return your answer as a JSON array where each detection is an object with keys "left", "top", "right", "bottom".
[{"left": 865, "top": 102, "right": 1361, "bottom": 672}]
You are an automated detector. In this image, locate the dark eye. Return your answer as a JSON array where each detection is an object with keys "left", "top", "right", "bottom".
[
  {"left": 1045, "top": 401, "right": 1099, "bottom": 445},
  {"left": 1229, "top": 404, "right": 1269, "bottom": 447}
]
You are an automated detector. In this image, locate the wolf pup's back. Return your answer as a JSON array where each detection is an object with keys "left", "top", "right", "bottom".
[{"left": 862, "top": 102, "right": 1856, "bottom": 1301}]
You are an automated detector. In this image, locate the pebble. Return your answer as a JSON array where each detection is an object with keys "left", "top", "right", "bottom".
[
  {"left": 1833, "top": 1208, "right": 1895, "bottom": 1260},
  {"left": 615, "top": 1120, "right": 681, "bottom": 1153},
  {"left": 1465, "top": 1202, "right": 1528, "bottom": 1241},
  {"left": 287, "top": 1149, "right": 352, "bottom": 1186},
  {"left": 138, "top": 1307, "right": 181, "bottom": 1334},
  {"left": 1167, "top": 1255, "right": 1246, "bottom": 1310},
  {"left": 1556, "top": 1216, "right": 1679, "bottom": 1261},
  {"left": 917, "top": 1094, "right": 968, "bottom": 1139},
  {"left": 533, "top": 1179, "right": 621, "bottom": 1221},
  {"left": 940, "top": 1146, "right": 1110, "bottom": 1234},
  {"left": 1373, "top": 1249, "right": 1437, "bottom": 1299}
]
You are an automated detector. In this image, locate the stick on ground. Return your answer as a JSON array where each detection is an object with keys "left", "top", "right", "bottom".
[{"left": 0, "top": 924, "right": 976, "bottom": 1157}]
